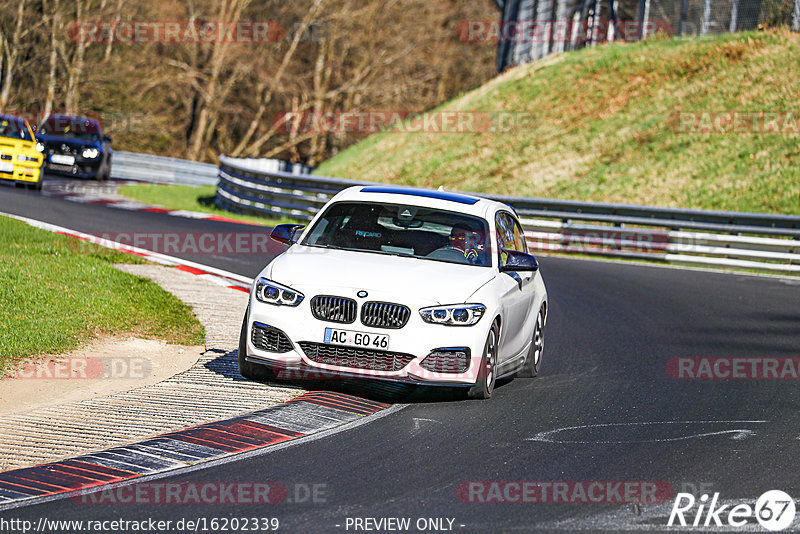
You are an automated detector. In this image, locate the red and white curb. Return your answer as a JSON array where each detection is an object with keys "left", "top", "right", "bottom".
[
  {"left": 0, "top": 392, "right": 395, "bottom": 510},
  {"left": 1, "top": 211, "right": 254, "bottom": 293}
]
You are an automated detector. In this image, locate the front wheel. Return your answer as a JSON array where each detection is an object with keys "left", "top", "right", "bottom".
[
  {"left": 518, "top": 305, "right": 545, "bottom": 378},
  {"left": 467, "top": 322, "right": 499, "bottom": 399}
]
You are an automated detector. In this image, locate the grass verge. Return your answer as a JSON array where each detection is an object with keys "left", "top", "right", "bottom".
[
  {"left": 315, "top": 30, "right": 800, "bottom": 215},
  {"left": 0, "top": 215, "right": 205, "bottom": 369}
]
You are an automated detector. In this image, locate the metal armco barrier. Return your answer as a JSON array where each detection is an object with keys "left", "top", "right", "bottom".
[
  {"left": 216, "top": 154, "right": 800, "bottom": 272},
  {"left": 111, "top": 151, "right": 219, "bottom": 186}
]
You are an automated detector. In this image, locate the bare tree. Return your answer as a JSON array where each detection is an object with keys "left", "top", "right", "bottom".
[
  {"left": 0, "top": 0, "right": 28, "bottom": 108},
  {"left": 104, "top": 0, "right": 125, "bottom": 61},
  {"left": 42, "top": 0, "right": 61, "bottom": 120},
  {"left": 0, "top": 0, "right": 497, "bottom": 162},
  {"left": 62, "top": 0, "right": 92, "bottom": 113},
  {"left": 230, "top": 0, "right": 327, "bottom": 157},
  {"left": 184, "top": 0, "right": 252, "bottom": 160}
]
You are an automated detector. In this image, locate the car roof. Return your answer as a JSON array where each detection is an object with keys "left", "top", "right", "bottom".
[
  {"left": 330, "top": 185, "right": 511, "bottom": 220},
  {"left": 46, "top": 114, "right": 99, "bottom": 124}
]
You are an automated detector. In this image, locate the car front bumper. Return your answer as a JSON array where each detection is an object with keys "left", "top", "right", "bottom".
[
  {"left": 43, "top": 158, "right": 102, "bottom": 179},
  {"left": 0, "top": 161, "right": 42, "bottom": 183},
  {"left": 246, "top": 297, "right": 492, "bottom": 387}
]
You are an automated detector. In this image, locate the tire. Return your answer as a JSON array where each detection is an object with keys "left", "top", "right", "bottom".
[
  {"left": 237, "top": 310, "right": 277, "bottom": 382},
  {"left": 467, "top": 321, "right": 499, "bottom": 399},
  {"left": 518, "top": 305, "right": 545, "bottom": 378},
  {"left": 27, "top": 179, "right": 43, "bottom": 191}
]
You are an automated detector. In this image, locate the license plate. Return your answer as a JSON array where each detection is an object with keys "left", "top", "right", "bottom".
[
  {"left": 50, "top": 154, "right": 75, "bottom": 165},
  {"left": 0, "top": 161, "right": 12, "bottom": 173},
  {"left": 324, "top": 328, "right": 389, "bottom": 350}
]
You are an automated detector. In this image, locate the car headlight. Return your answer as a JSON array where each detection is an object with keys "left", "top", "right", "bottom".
[
  {"left": 419, "top": 304, "right": 486, "bottom": 326},
  {"left": 35, "top": 142, "right": 45, "bottom": 153},
  {"left": 81, "top": 147, "right": 100, "bottom": 159},
  {"left": 17, "top": 154, "right": 38, "bottom": 162},
  {"left": 254, "top": 277, "right": 304, "bottom": 306}
]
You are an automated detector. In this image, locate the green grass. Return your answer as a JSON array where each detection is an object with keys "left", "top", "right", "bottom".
[
  {"left": 117, "top": 184, "right": 298, "bottom": 226},
  {"left": 316, "top": 30, "right": 800, "bottom": 215},
  {"left": 0, "top": 216, "right": 205, "bottom": 368}
]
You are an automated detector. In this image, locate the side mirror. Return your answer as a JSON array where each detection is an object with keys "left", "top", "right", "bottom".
[
  {"left": 499, "top": 249, "right": 539, "bottom": 272},
  {"left": 270, "top": 223, "right": 305, "bottom": 245},
  {"left": 103, "top": 135, "right": 113, "bottom": 143}
]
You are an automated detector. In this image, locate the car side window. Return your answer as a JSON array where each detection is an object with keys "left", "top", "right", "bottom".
[
  {"left": 495, "top": 213, "right": 514, "bottom": 265},
  {"left": 511, "top": 216, "right": 528, "bottom": 254},
  {"left": 496, "top": 212, "right": 529, "bottom": 266}
]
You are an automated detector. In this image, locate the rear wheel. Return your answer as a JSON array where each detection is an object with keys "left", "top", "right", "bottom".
[
  {"left": 518, "top": 305, "right": 545, "bottom": 378},
  {"left": 467, "top": 322, "right": 499, "bottom": 399},
  {"left": 238, "top": 310, "right": 277, "bottom": 382}
]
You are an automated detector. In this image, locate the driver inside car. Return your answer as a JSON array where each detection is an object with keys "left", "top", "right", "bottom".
[{"left": 449, "top": 223, "right": 483, "bottom": 264}]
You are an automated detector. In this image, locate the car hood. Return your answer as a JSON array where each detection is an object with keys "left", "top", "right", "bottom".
[
  {"left": 264, "top": 245, "right": 495, "bottom": 305},
  {"left": 0, "top": 136, "right": 37, "bottom": 152}
]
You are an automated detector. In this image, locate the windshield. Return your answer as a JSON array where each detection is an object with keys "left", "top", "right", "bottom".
[
  {"left": 0, "top": 116, "right": 32, "bottom": 142},
  {"left": 41, "top": 117, "right": 101, "bottom": 141},
  {"left": 302, "top": 201, "right": 491, "bottom": 267}
]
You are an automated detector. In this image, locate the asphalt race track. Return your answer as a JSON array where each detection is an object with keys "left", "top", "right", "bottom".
[{"left": 2, "top": 182, "right": 800, "bottom": 532}]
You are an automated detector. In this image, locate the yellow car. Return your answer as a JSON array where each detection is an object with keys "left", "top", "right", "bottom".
[{"left": 0, "top": 114, "right": 44, "bottom": 190}]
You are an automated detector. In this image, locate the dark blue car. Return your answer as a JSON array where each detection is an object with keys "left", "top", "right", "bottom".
[{"left": 36, "top": 115, "right": 112, "bottom": 180}]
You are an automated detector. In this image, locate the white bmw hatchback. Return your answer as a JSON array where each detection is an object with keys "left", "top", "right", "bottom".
[{"left": 238, "top": 185, "right": 547, "bottom": 399}]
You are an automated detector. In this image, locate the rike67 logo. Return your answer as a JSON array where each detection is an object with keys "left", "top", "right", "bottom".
[{"left": 668, "top": 490, "right": 796, "bottom": 531}]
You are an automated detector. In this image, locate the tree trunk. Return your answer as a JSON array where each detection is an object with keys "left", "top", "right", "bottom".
[
  {"left": 230, "top": 0, "right": 325, "bottom": 157},
  {"left": 43, "top": 0, "right": 60, "bottom": 121},
  {"left": 187, "top": 0, "right": 250, "bottom": 161},
  {"left": 104, "top": 0, "right": 124, "bottom": 61},
  {"left": 0, "top": 0, "right": 27, "bottom": 108},
  {"left": 65, "top": 0, "right": 88, "bottom": 114}
]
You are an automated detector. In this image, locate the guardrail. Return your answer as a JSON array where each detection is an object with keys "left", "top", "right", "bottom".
[
  {"left": 216, "top": 154, "right": 800, "bottom": 273},
  {"left": 111, "top": 151, "right": 219, "bottom": 186}
]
